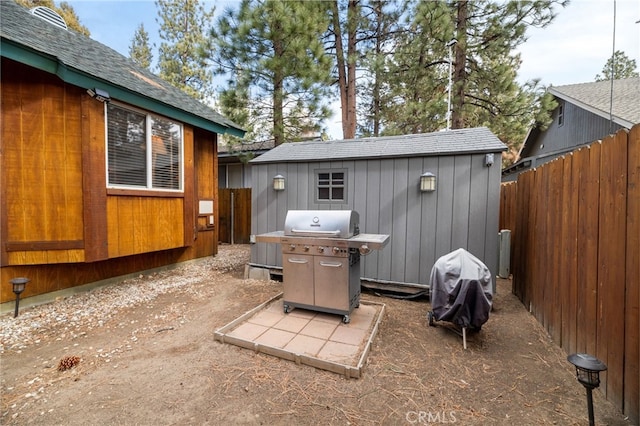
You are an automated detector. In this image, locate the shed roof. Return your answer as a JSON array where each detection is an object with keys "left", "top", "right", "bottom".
[
  {"left": 549, "top": 77, "right": 640, "bottom": 128},
  {"left": 251, "top": 127, "right": 506, "bottom": 163},
  {"left": 0, "top": 1, "right": 244, "bottom": 137}
]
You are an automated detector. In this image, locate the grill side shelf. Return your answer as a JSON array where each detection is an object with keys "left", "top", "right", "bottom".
[{"left": 254, "top": 231, "right": 285, "bottom": 243}]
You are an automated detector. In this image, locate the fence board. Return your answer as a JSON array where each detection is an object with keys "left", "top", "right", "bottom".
[
  {"left": 561, "top": 154, "right": 578, "bottom": 354},
  {"left": 579, "top": 143, "right": 601, "bottom": 356},
  {"left": 625, "top": 126, "right": 639, "bottom": 421},
  {"left": 547, "top": 158, "right": 563, "bottom": 343}
]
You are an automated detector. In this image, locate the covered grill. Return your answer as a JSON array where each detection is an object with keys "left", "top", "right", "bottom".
[
  {"left": 427, "top": 248, "right": 493, "bottom": 349},
  {"left": 255, "top": 210, "right": 389, "bottom": 323}
]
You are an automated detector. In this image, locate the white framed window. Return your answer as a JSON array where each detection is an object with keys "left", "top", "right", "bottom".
[
  {"left": 316, "top": 169, "right": 346, "bottom": 202},
  {"left": 106, "top": 103, "right": 183, "bottom": 191}
]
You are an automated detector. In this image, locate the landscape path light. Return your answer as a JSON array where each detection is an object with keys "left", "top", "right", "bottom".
[
  {"left": 10, "top": 277, "right": 30, "bottom": 318},
  {"left": 567, "top": 353, "right": 607, "bottom": 426}
]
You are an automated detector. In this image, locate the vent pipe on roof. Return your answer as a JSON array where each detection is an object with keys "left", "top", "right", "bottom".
[{"left": 30, "top": 6, "right": 68, "bottom": 30}]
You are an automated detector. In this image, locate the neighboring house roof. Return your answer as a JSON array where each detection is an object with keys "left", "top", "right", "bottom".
[
  {"left": 218, "top": 139, "right": 276, "bottom": 158},
  {"left": 0, "top": 1, "right": 244, "bottom": 137},
  {"left": 251, "top": 127, "right": 506, "bottom": 164},
  {"left": 548, "top": 77, "right": 640, "bottom": 129}
]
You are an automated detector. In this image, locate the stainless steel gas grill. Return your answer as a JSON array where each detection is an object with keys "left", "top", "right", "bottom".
[{"left": 255, "top": 210, "right": 389, "bottom": 323}]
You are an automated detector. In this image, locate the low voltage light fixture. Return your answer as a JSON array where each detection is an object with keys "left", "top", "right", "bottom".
[
  {"left": 273, "top": 174, "right": 285, "bottom": 191},
  {"left": 10, "top": 277, "right": 30, "bottom": 318},
  {"left": 87, "top": 87, "right": 111, "bottom": 103},
  {"left": 420, "top": 172, "right": 436, "bottom": 192},
  {"left": 567, "top": 353, "right": 607, "bottom": 426}
]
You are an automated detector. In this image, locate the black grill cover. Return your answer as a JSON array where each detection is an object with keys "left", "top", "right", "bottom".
[{"left": 429, "top": 248, "right": 493, "bottom": 330}]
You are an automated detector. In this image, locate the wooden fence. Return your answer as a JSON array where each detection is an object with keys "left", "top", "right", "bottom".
[
  {"left": 499, "top": 125, "right": 639, "bottom": 423},
  {"left": 218, "top": 188, "right": 252, "bottom": 244}
]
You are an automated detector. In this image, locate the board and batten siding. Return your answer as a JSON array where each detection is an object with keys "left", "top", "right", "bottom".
[
  {"left": 525, "top": 102, "right": 625, "bottom": 160},
  {"left": 250, "top": 151, "right": 501, "bottom": 288}
]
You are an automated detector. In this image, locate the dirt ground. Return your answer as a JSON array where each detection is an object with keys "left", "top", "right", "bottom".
[{"left": 0, "top": 245, "right": 633, "bottom": 425}]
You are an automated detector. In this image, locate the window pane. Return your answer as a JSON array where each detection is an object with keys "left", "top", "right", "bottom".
[
  {"left": 332, "top": 187, "right": 344, "bottom": 200},
  {"left": 151, "top": 116, "right": 181, "bottom": 190},
  {"left": 318, "top": 173, "right": 330, "bottom": 186},
  {"left": 318, "top": 187, "right": 330, "bottom": 200},
  {"left": 107, "top": 104, "right": 146, "bottom": 186}
]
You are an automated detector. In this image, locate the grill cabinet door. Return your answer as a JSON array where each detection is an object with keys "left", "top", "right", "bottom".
[
  {"left": 282, "top": 254, "right": 314, "bottom": 305},
  {"left": 313, "top": 256, "right": 349, "bottom": 311}
]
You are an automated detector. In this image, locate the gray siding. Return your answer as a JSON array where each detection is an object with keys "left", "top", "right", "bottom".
[
  {"left": 523, "top": 102, "right": 624, "bottom": 159},
  {"left": 250, "top": 151, "right": 502, "bottom": 288}
]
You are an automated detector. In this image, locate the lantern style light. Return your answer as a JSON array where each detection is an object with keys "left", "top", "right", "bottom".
[
  {"left": 420, "top": 172, "right": 436, "bottom": 192},
  {"left": 10, "top": 277, "right": 30, "bottom": 318},
  {"left": 273, "top": 174, "right": 285, "bottom": 191},
  {"left": 567, "top": 353, "right": 607, "bottom": 426}
]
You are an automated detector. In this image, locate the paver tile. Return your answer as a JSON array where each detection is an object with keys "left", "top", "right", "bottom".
[
  {"left": 284, "top": 334, "right": 326, "bottom": 356},
  {"left": 316, "top": 341, "right": 359, "bottom": 363},
  {"left": 254, "top": 328, "right": 296, "bottom": 348},
  {"left": 228, "top": 322, "right": 269, "bottom": 341},
  {"left": 299, "top": 320, "right": 338, "bottom": 340},
  {"left": 248, "top": 311, "right": 283, "bottom": 327},
  {"left": 273, "top": 315, "right": 311, "bottom": 333},
  {"left": 330, "top": 326, "right": 368, "bottom": 344}
]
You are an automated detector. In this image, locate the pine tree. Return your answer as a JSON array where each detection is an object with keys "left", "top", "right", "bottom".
[
  {"left": 595, "top": 50, "right": 639, "bottom": 81},
  {"left": 156, "top": 0, "right": 215, "bottom": 102},
  {"left": 372, "top": 0, "right": 564, "bottom": 161},
  {"left": 129, "top": 23, "right": 153, "bottom": 70},
  {"left": 210, "top": 0, "right": 333, "bottom": 146}
]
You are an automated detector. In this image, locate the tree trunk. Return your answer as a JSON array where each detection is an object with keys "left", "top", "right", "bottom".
[
  {"left": 331, "top": 0, "right": 357, "bottom": 140},
  {"left": 273, "top": 36, "right": 285, "bottom": 146},
  {"left": 372, "top": 0, "right": 383, "bottom": 137},
  {"left": 331, "top": 1, "right": 349, "bottom": 139},
  {"left": 451, "top": 0, "right": 467, "bottom": 130},
  {"left": 345, "top": 0, "right": 357, "bottom": 139}
]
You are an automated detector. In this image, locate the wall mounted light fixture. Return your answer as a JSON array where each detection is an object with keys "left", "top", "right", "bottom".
[
  {"left": 485, "top": 153, "right": 495, "bottom": 167},
  {"left": 273, "top": 174, "right": 285, "bottom": 191},
  {"left": 420, "top": 172, "right": 436, "bottom": 192},
  {"left": 87, "top": 88, "right": 111, "bottom": 102}
]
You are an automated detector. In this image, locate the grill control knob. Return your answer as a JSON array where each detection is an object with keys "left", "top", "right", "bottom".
[
  {"left": 359, "top": 244, "right": 371, "bottom": 255},
  {"left": 303, "top": 246, "right": 310, "bottom": 252},
  {"left": 332, "top": 247, "right": 340, "bottom": 254},
  {"left": 317, "top": 246, "right": 325, "bottom": 253},
  {"left": 289, "top": 244, "right": 296, "bottom": 251}
]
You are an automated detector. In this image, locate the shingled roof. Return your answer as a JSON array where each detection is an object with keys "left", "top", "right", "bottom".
[
  {"left": 549, "top": 77, "right": 640, "bottom": 128},
  {"left": 0, "top": 1, "right": 244, "bottom": 137},
  {"left": 250, "top": 127, "right": 506, "bottom": 164}
]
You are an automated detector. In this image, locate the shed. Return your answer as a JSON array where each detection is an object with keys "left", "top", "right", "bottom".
[
  {"left": 0, "top": 2, "right": 244, "bottom": 303},
  {"left": 248, "top": 127, "right": 506, "bottom": 292}
]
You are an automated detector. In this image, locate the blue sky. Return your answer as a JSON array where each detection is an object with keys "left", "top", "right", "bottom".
[{"left": 66, "top": 0, "right": 640, "bottom": 137}]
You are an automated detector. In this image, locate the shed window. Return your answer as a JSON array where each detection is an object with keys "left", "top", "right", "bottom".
[
  {"left": 316, "top": 170, "right": 346, "bottom": 202},
  {"left": 107, "top": 103, "right": 183, "bottom": 191}
]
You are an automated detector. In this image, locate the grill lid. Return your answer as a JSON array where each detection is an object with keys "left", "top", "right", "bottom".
[{"left": 284, "top": 210, "right": 359, "bottom": 238}]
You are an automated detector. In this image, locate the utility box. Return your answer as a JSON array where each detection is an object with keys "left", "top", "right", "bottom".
[{"left": 498, "top": 230, "right": 511, "bottom": 278}]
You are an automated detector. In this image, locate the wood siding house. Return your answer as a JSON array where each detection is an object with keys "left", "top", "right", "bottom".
[
  {"left": 248, "top": 128, "right": 506, "bottom": 291},
  {"left": 0, "top": 2, "right": 244, "bottom": 303},
  {"left": 502, "top": 77, "right": 640, "bottom": 181}
]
